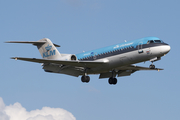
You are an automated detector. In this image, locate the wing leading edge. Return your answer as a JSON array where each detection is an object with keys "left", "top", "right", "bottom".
[
  {"left": 5, "top": 41, "right": 60, "bottom": 47},
  {"left": 11, "top": 57, "right": 108, "bottom": 68},
  {"left": 118, "top": 64, "right": 163, "bottom": 71}
]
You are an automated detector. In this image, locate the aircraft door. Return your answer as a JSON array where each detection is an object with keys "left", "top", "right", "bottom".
[
  {"left": 138, "top": 42, "right": 143, "bottom": 54},
  {"left": 91, "top": 52, "right": 97, "bottom": 60}
]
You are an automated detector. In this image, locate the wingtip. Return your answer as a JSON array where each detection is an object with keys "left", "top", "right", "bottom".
[
  {"left": 156, "top": 68, "right": 164, "bottom": 71},
  {"left": 11, "top": 57, "right": 18, "bottom": 60},
  {"left": 5, "top": 41, "right": 19, "bottom": 43}
]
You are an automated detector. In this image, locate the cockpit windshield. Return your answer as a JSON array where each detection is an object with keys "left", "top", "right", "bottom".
[
  {"left": 154, "top": 40, "right": 162, "bottom": 43},
  {"left": 147, "top": 40, "right": 164, "bottom": 44}
]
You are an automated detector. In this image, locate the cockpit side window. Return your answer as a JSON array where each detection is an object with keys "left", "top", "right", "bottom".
[
  {"left": 150, "top": 40, "right": 154, "bottom": 43},
  {"left": 147, "top": 40, "right": 154, "bottom": 44}
]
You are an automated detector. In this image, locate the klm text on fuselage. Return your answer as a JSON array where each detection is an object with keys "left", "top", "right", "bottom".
[{"left": 43, "top": 50, "right": 56, "bottom": 58}]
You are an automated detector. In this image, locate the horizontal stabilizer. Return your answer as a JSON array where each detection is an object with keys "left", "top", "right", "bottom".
[
  {"left": 11, "top": 57, "right": 107, "bottom": 68},
  {"left": 5, "top": 41, "right": 60, "bottom": 47}
]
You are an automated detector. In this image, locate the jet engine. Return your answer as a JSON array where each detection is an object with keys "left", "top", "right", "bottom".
[{"left": 59, "top": 54, "right": 77, "bottom": 61}]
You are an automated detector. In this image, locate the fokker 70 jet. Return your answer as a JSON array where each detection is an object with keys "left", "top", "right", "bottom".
[{"left": 6, "top": 37, "right": 170, "bottom": 85}]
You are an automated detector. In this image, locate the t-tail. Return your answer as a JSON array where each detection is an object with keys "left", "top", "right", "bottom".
[
  {"left": 5, "top": 38, "right": 62, "bottom": 59},
  {"left": 37, "top": 38, "right": 61, "bottom": 59}
]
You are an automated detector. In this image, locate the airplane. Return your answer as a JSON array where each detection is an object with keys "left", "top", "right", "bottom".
[{"left": 6, "top": 37, "right": 171, "bottom": 85}]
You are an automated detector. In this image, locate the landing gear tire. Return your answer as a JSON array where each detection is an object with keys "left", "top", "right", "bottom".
[
  {"left": 81, "top": 75, "right": 90, "bottom": 83},
  {"left": 108, "top": 77, "right": 117, "bottom": 85},
  {"left": 149, "top": 64, "right": 155, "bottom": 69}
]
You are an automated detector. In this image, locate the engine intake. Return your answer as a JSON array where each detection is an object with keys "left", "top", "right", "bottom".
[
  {"left": 59, "top": 54, "right": 77, "bottom": 61},
  {"left": 71, "top": 55, "right": 77, "bottom": 60}
]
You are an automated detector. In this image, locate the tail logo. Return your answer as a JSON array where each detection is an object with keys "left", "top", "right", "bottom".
[
  {"left": 43, "top": 44, "right": 56, "bottom": 58},
  {"left": 45, "top": 44, "right": 52, "bottom": 51}
]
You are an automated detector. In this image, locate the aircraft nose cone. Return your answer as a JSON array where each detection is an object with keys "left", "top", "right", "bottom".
[
  {"left": 167, "top": 45, "right": 171, "bottom": 52},
  {"left": 161, "top": 45, "right": 171, "bottom": 54}
]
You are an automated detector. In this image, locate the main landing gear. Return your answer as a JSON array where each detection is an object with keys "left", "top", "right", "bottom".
[
  {"left": 108, "top": 70, "right": 117, "bottom": 85},
  {"left": 81, "top": 75, "right": 90, "bottom": 83},
  {"left": 81, "top": 75, "right": 118, "bottom": 85},
  {"left": 108, "top": 77, "right": 117, "bottom": 85},
  {"left": 81, "top": 68, "right": 90, "bottom": 83},
  {"left": 81, "top": 70, "right": 118, "bottom": 85}
]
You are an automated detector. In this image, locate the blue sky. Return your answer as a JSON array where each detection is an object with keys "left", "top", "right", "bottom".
[{"left": 0, "top": 0, "right": 180, "bottom": 120}]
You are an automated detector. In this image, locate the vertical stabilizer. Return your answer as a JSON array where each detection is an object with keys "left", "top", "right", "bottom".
[{"left": 37, "top": 38, "right": 61, "bottom": 59}]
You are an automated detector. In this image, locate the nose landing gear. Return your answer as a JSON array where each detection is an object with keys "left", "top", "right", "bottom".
[{"left": 149, "top": 62, "right": 155, "bottom": 69}]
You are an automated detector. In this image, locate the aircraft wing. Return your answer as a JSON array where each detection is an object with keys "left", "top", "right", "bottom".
[
  {"left": 117, "top": 64, "right": 163, "bottom": 71},
  {"left": 11, "top": 57, "right": 107, "bottom": 68},
  {"left": 5, "top": 41, "right": 60, "bottom": 47},
  {"left": 99, "top": 65, "right": 163, "bottom": 78}
]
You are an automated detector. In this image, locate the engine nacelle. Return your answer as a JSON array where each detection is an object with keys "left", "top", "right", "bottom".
[{"left": 59, "top": 54, "right": 77, "bottom": 61}]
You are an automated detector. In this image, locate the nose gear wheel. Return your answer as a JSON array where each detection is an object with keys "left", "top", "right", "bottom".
[{"left": 149, "top": 64, "right": 155, "bottom": 69}]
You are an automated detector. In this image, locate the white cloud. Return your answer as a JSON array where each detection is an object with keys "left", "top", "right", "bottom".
[{"left": 0, "top": 97, "right": 76, "bottom": 120}]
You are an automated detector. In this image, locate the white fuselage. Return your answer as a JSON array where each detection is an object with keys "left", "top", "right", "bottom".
[
  {"left": 85, "top": 44, "right": 170, "bottom": 74},
  {"left": 42, "top": 39, "right": 170, "bottom": 77}
]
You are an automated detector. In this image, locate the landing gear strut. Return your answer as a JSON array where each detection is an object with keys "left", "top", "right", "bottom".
[
  {"left": 81, "top": 75, "right": 90, "bottom": 83},
  {"left": 108, "top": 70, "right": 117, "bottom": 85},
  {"left": 108, "top": 77, "right": 117, "bottom": 85}
]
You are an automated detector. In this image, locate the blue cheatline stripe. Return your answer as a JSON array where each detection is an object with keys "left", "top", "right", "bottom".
[{"left": 76, "top": 37, "right": 160, "bottom": 60}]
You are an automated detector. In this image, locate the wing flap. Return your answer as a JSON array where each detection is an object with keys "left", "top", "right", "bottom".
[
  {"left": 99, "top": 72, "right": 112, "bottom": 79},
  {"left": 117, "top": 70, "right": 136, "bottom": 77},
  {"left": 11, "top": 57, "right": 107, "bottom": 68},
  {"left": 99, "top": 70, "right": 137, "bottom": 79},
  {"left": 44, "top": 65, "right": 81, "bottom": 77}
]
